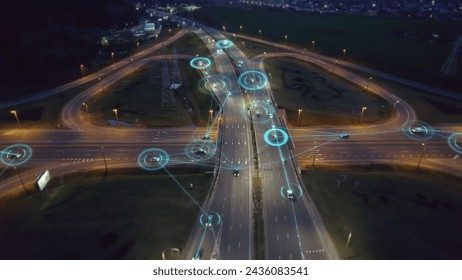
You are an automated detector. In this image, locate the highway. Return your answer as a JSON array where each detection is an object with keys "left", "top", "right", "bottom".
[
  {"left": 1, "top": 12, "right": 461, "bottom": 261},
  {"left": 165, "top": 26, "right": 255, "bottom": 260}
]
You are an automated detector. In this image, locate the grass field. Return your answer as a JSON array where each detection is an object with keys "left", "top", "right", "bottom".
[
  {"left": 304, "top": 170, "right": 462, "bottom": 259},
  {"left": 88, "top": 34, "right": 214, "bottom": 127},
  {"left": 195, "top": 8, "right": 462, "bottom": 91},
  {"left": 0, "top": 169, "right": 211, "bottom": 260},
  {"left": 265, "top": 58, "right": 391, "bottom": 126}
]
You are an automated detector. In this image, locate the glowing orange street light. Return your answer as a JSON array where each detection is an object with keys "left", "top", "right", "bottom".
[
  {"left": 112, "top": 108, "right": 119, "bottom": 127},
  {"left": 10, "top": 110, "right": 21, "bottom": 128},
  {"left": 359, "top": 106, "right": 367, "bottom": 124}
]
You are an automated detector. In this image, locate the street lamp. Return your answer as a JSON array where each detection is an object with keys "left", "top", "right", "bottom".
[
  {"left": 98, "top": 77, "right": 104, "bottom": 91},
  {"left": 342, "top": 48, "right": 347, "bottom": 60},
  {"left": 82, "top": 102, "right": 89, "bottom": 114},
  {"left": 259, "top": 29, "right": 262, "bottom": 37},
  {"left": 392, "top": 100, "right": 400, "bottom": 115},
  {"left": 222, "top": 26, "right": 226, "bottom": 32},
  {"left": 417, "top": 143, "right": 426, "bottom": 169},
  {"left": 312, "top": 40, "right": 315, "bottom": 50},
  {"left": 297, "top": 109, "right": 303, "bottom": 126},
  {"left": 343, "top": 231, "right": 353, "bottom": 259},
  {"left": 240, "top": 25, "right": 243, "bottom": 32},
  {"left": 242, "top": 41, "right": 246, "bottom": 48},
  {"left": 80, "top": 64, "right": 85, "bottom": 77},
  {"left": 233, "top": 33, "right": 236, "bottom": 40},
  {"left": 111, "top": 52, "right": 115, "bottom": 64},
  {"left": 130, "top": 58, "right": 135, "bottom": 71},
  {"left": 359, "top": 106, "right": 367, "bottom": 124},
  {"left": 366, "top": 76, "right": 372, "bottom": 90},
  {"left": 284, "top": 34, "right": 288, "bottom": 44},
  {"left": 10, "top": 110, "right": 21, "bottom": 128},
  {"left": 112, "top": 108, "right": 119, "bottom": 127}
]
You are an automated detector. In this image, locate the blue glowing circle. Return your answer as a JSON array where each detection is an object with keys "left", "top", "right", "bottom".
[
  {"left": 245, "top": 100, "right": 275, "bottom": 124},
  {"left": 0, "top": 144, "right": 33, "bottom": 167},
  {"left": 197, "top": 75, "right": 232, "bottom": 94},
  {"left": 137, "top": 148, "right": 169, "bottom": 171},
  {"left": 190, "top": 57, "right": 212, "bottom": 70},
  {"left": 448, "top": 133, "right": 462, "bottom": 155},
  {"left": 264, "top": 128, "right": 289, "bottom": 147},
  {"left": 199, "top": 211, "right": 222, "bottom": 227},
  {"left": 238, "top": 70, "right": 268, "bottom": 91},
  {"left": 185, "top": 140, "right": 217, "bottom": 161},
  {"left": 215, "top": 39, "right": 233, "bottom": 49},
  {"left": 402, "top": 120, "right": 434, "bottom": 141},
  {"left": 279, "top": 184, "right": 303, "bottom": 200}
]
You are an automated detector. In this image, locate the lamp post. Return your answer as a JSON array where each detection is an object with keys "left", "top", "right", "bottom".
[
  {"left": 297, "top": 109, "right": 303, "bottom": 126},
  {"left": 112, "top": 108, "right": 119, "bottom": 127},
  {"left": 10, "top": 110, "right": 21, "bottom": 128},
  {"left": 242, "top": 41, "right": 245, "bottom": 49},
  {"left": 233, "top": 33, "right": 236, "bottom": 40},
  {"left": 359, "top": 106, "right": 367, "bottom": 124},
  {"left": 392, "top": 100, "right": 400, "bottom": 115},
  {"left": 240, "top": 25, "right": 243, "bottom": 32},
  {"left": 312, "top": 40, "right": 315, "bottom": 50},
  {"left": 82, "top": 102, "right": 89, "bottom": 114},
  {"left": 222, "top": 26, "right": 226, "bottom": 32},
  {"left": 111, "top": 52, "right": 115, "bottom": 64},
  {"left": 98, "top": 77, "right": 104, "bottom": 91},
  {"left": 366, "top": 76, "right": 372, "bottom": 90},
  {"left": 342, "top": 48, "right": 347, "bottom": 60},
  {"left": 417, "top": 143, "right": 426, "bottom": 169},
  {"left": 259, "top": 29, "right": 262, "bottom": 37},
  {"left": 284, "top": 34, "right": 288, "bottom": 44},
  {"left": 130, "top": 58, "right": 135, "bottom": 71},
  {"left": 343, "top": 231, "right": 353, "bottom": 259},
  {"left": 80, "top": 64, "right": 85, "bottom": 77}
]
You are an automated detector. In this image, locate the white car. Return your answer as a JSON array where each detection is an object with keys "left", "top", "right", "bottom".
[
  {"left": 150, "top": 156, "right": 161, "bottom": 162},
  {"left": 286, "top": 189, "right": 294, "bottom": 199}
]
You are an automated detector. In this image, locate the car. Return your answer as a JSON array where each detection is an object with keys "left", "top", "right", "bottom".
[
  {"left": 269, "top": 113, "right": 274, "bottom": 119},
  {"left": 286, "top": 189, "right": 294, "bottom": 199},
  {"left": 340, "top": 134, "right": 349, "bottom": 138},
  {"left": 255, "top": 110, "right": 261, "bottom": 117},
  {"left": 201, "top": 135, "right": 210, "bottom": 140},
  {"left": 192, "top": 249, "right": 201, "bottom": 260},
  {"left": 272, "top": 134, "right": 279, "bottom": 141},
  {"left": 196, "top": 148, "right": 207, "bottom": 154},
  {"left": 205, "top": 215, "right": 213, "bottom": 227},
  {"left": 150, "top": 156, "right": 161, "bottom": 162},
  {"left": 233, "top": 168, "right": 240, "bottom": 177},
  {"left": 7, "top": 153, "right": 21, "bottom": 160},
  {"left": 281, "top": 158, "right": 287, "bottom": 165},
  {"left": 411, "top": 127, "right": 425, "bottom": 134}
]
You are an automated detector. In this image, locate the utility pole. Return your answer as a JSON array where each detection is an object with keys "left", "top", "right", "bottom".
[{"left": 101, "top": 146, "right": 108, "bottom": 176}]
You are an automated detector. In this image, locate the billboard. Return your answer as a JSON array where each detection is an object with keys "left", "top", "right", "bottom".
[{"left": 35, "top": 170, "right": 51, "bottom": 191}]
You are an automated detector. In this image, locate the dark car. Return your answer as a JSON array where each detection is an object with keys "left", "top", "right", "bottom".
[{"left": 233, "top": 168, "right": 240, "bottom": 177}]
